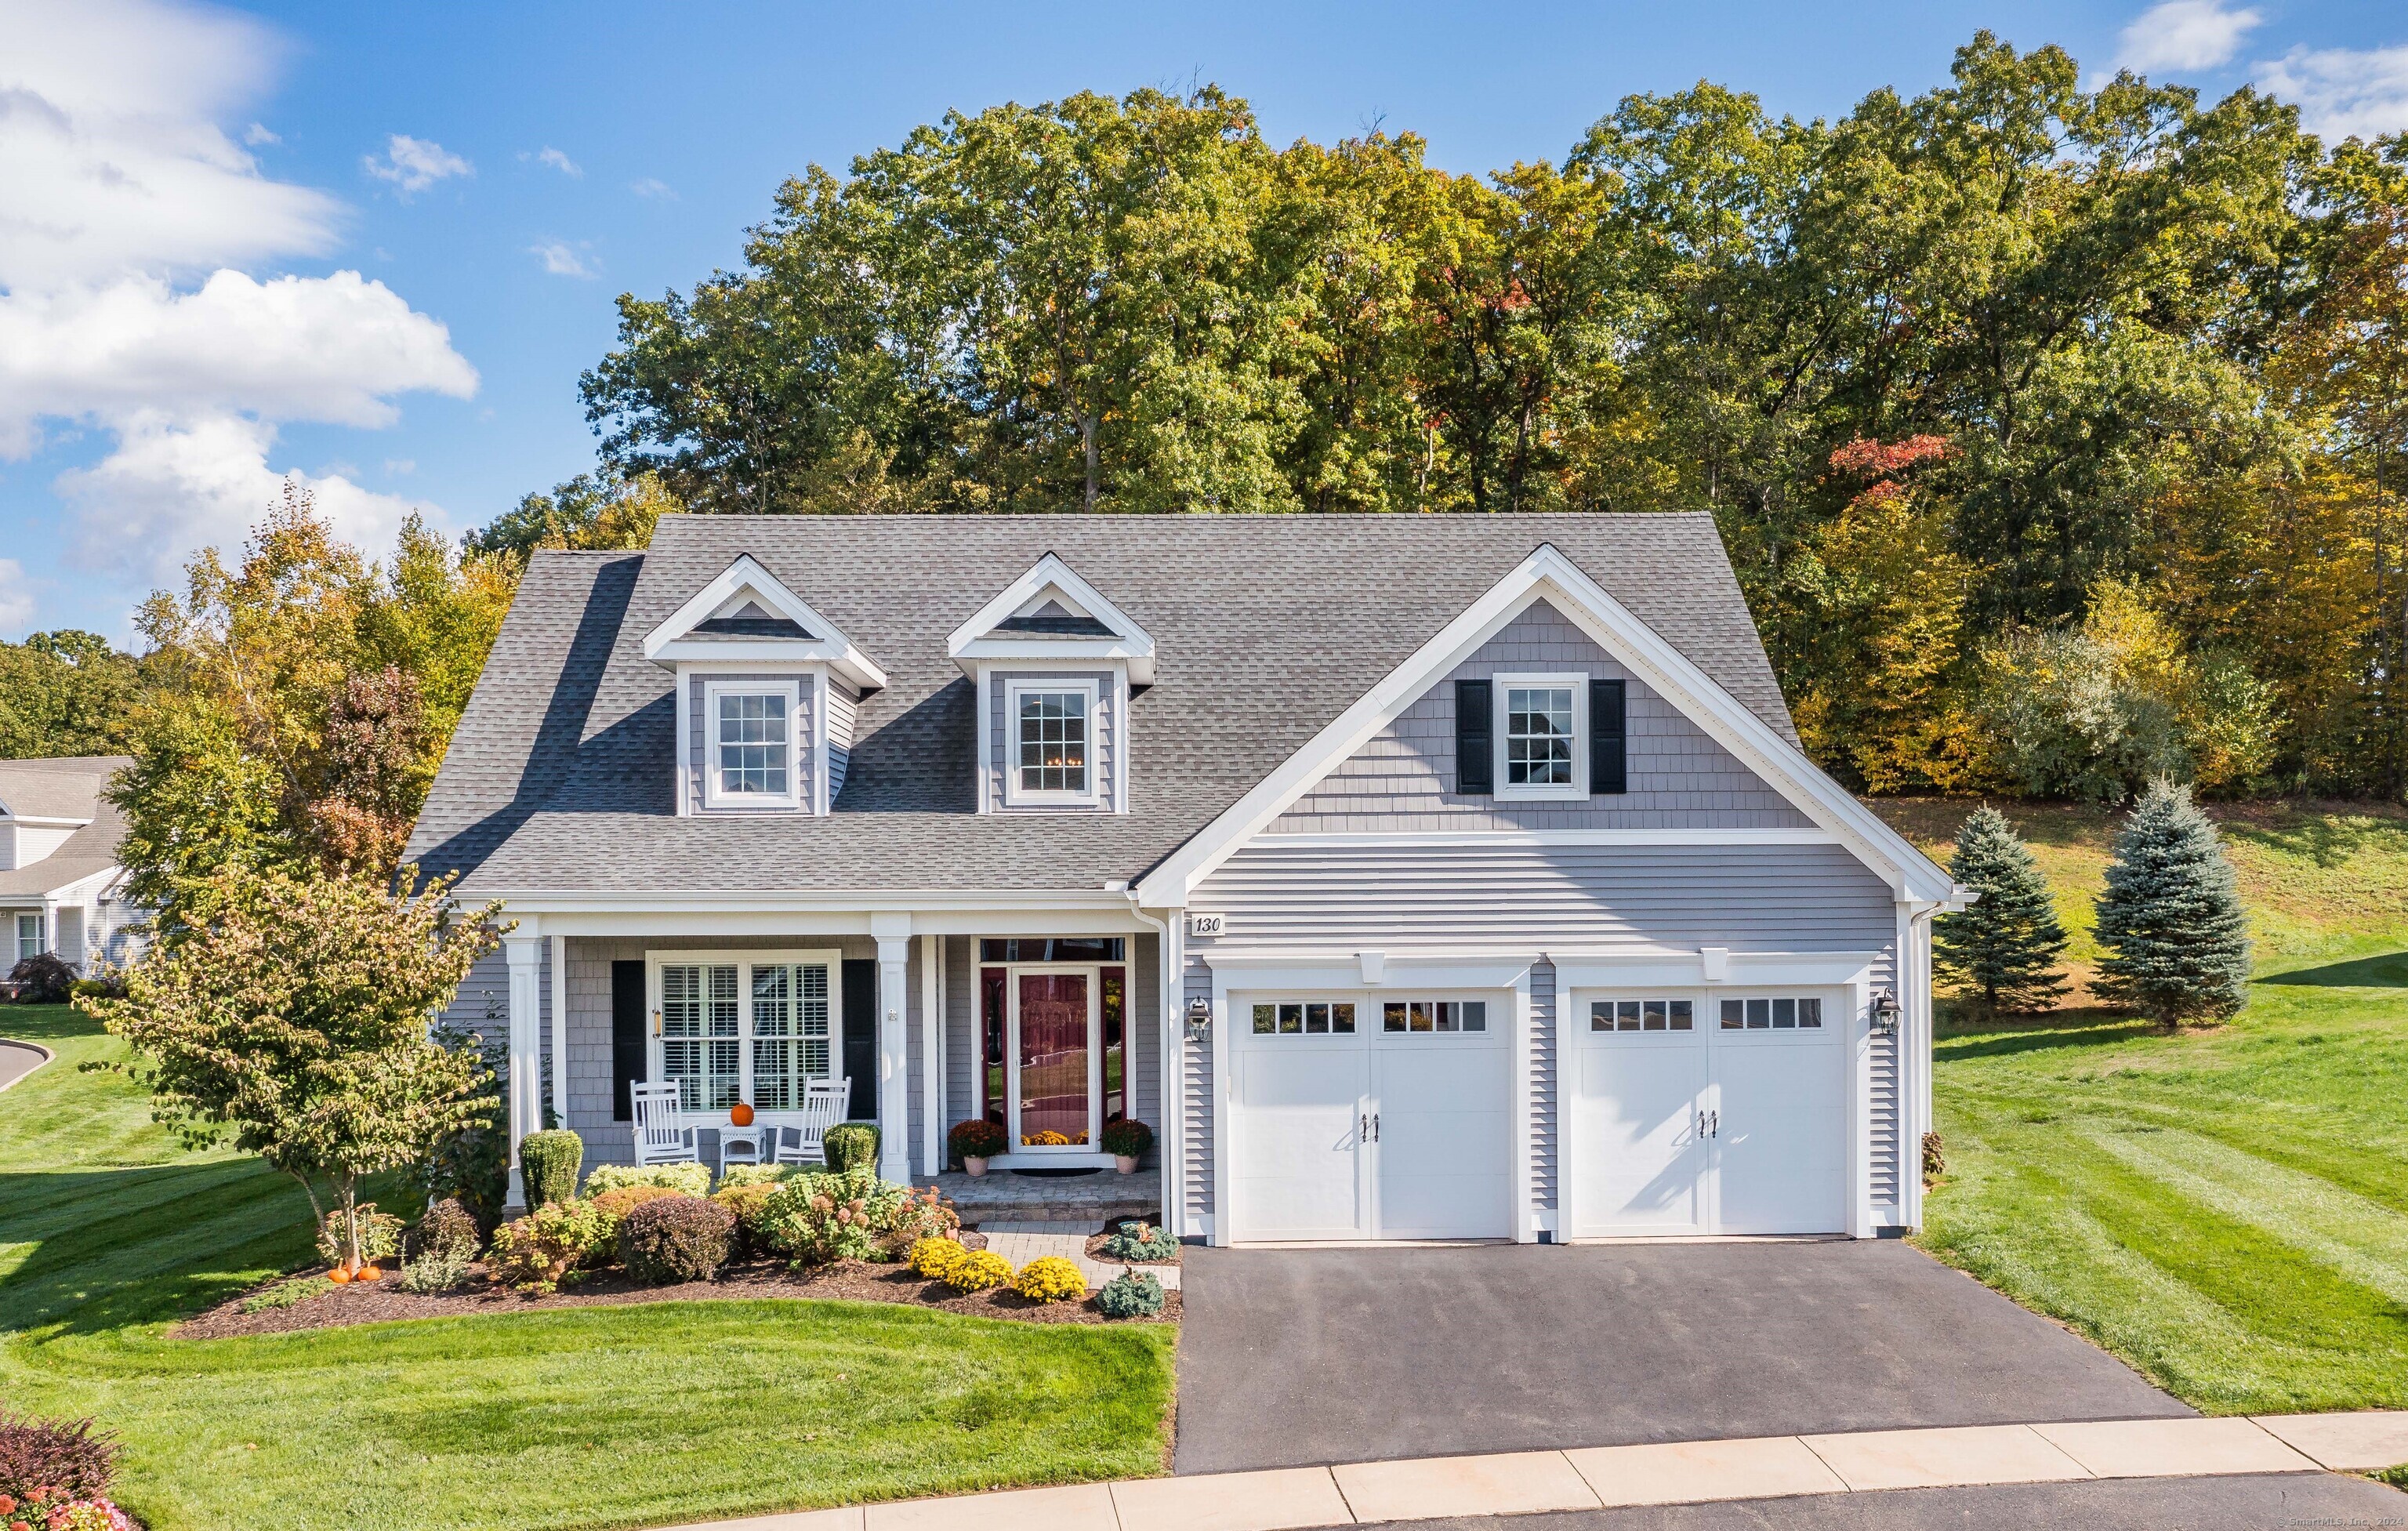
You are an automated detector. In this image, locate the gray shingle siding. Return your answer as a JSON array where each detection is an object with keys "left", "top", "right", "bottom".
[{"left": 1275, "top": 602, "right": 1810, "bottom": 833}]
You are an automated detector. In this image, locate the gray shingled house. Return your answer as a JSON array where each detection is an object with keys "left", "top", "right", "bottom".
[
  {"left": 2, "top": 756, "right": 150, "bottom": 981},
  {"left": 407, "top": 512, "right": 1964, "bottom": 1243}
]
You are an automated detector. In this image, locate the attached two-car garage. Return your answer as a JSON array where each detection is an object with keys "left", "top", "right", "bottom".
[{"left": 1219, "top": 974, "right": 1861, "bottom": 1246}]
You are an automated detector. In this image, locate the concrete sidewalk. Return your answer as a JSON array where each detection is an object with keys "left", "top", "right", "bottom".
[{"left": 654, "top": 1410, "right": 2408, "bottom": 1531}]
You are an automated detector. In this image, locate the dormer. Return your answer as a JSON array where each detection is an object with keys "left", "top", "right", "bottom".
[
  {"left": 948, "top": 554, "right": 1153, "bottom": 814},
  {"left": 0, "top": 767, "right": 100, "bottom": 872},
  {"left": 644, "top": 555, "right": 887, "bottom": 815}
]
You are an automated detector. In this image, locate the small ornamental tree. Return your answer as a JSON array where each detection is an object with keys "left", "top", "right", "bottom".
[
  {"left": 2093, "top": 779, "right": 2252, "bottom": 1026},
  {"left": 82, "top": 865, "right": 503, "bottom": 1272},
  {"left": 1933, "top": 805, "right": 2069, "bottom": 1011}
]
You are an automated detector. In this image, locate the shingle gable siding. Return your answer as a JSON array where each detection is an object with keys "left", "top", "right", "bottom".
[{"left": 1272, "top": 600, "right": 1811, "bottom": 833}]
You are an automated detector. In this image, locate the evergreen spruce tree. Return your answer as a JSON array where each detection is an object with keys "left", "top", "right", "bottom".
[
  {"left": 1934, "top": 805, "right": 2069, "bottom": 1011},
  {"left": 2093, "top": 778, "right": 2252, "bottom": 1025}
]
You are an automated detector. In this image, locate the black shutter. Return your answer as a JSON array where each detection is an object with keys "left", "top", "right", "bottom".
[
  {"left": 1456, "top": 679, "right": 1494, "bottom": 794},
  {"left": 1591, "top": 678, "right": 1627, "bottom": 795},
  {"left": 841, "top": 958, "right": 877, "bottom": 1121},
  {"left": 610, "top": 960, "right": 647, "bottom": 1121}
]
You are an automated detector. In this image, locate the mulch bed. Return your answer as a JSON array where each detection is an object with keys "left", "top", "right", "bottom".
[
  {"left": 1083, "top": 1231, "right": 1181, "bottom": 1266},
  {"left": 177, "top": 1244, "right": 1178, "bottom": 1340}
]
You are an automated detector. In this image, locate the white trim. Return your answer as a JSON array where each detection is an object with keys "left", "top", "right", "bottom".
[
  {"left": 1002, "top": 677, "right": 1103, "bottom": 807},
  {"left": 947, "top": 553, "right": 1157, "bottom": 685},
  {"left": 1492, "top": 671, "right": 1587, "bottom": 801},
  {"left": 548, "top": 933, "right": 568, "bottom": 1126},
  {"left": 699, "top": 677, "right": 805, "bottom": 811},
  {"left": 919, "top": 934, "right": 940, "bottom": 1177},
  {"left": 1553, "top": 950, "right": 1880, "bottom": 992},
  {"left": 1257, "top": 829, "right": 1840, "bottom": 849},
  {"left": 1134, "top": 544, "right": 1957, "bottom": 905},
  {"left": 642, "top": 553, "right": 887, "bottom": 691},
  {"left": 0, "top": 814, "right": 92, "bottom": 829}
]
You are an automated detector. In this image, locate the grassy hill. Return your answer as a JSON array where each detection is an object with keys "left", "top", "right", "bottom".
[{"left": 1874, "top": 798, "right": 2408, "bottom": 1415}]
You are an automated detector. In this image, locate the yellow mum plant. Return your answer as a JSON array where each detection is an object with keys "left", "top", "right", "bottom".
[
  {"left": 945, "top": 1249, "right": 1013, "bottom": 1292},
  {"left": 1011, "top": 1255, "right": 1086, "bottom": 1303},
  {"left": 908, "top": 1235, "right": 967, "bottom": 1280}
]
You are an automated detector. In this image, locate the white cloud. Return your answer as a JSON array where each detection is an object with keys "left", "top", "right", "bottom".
[
  {"left": 629, "top": 177, "right": 676, "bottom": 200},
  {"left": 0, "top": 559, "right": 35, "bottom": 637},
  {"left": 530, "top": 241, "right": 596, "bottom": 278},
  {"left": 0, "top": 0, "right": 478, "bottom": 604},
  {"left": 363, "top": 132, "right": 470, "bottom": 195},
  {"left": 2115, "top": 0, "right": 2262, "bottom": 72},
  {"left": 244, "top": 122, "right": 278, "bottom": 147},
  {"left": 2258, "top": 43, "right": 2408, "bottom": 141},
  {"left": 533, "top": 146, "right": 581, "bottom": 176}
]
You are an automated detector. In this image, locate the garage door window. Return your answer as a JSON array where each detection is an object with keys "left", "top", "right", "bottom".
[
  {"left": 1720, "top": 996, "right": 1822, "bottom": 1029},
  {"left": 1589, "top": 998, "right": 1694, "bottom": 1032},
  {"left": 1381, "top": 999, "right": 1486, "bottom": 1032},
  {"left": 1251, "top": 1000, "right": 1358, "bottom": 1035}
]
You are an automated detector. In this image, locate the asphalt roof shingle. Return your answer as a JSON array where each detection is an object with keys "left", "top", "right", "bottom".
[{"left": 404, "top": 513, "right": 1796, "bottom": 897}]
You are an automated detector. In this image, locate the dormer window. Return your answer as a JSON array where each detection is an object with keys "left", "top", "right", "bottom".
[
  {"left": 706, "top": 680, "right": 800, "bottom": 808},
  {"left": 1009, "top": 680, "right": 1098, "bottom": 805}
]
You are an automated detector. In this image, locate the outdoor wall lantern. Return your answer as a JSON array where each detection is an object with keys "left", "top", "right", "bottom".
[
  {"left": 1871, "top": 990, "right": 1902, "bottom": 1035},
  {"left": 1184, "top": 998, "right": 1213, "bottom": 1041}
]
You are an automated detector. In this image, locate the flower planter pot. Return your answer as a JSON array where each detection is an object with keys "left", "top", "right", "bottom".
[
  {"left": 963, "top": 1156, "right": 989, "bottom": 1177},
  {"left": 1115, "top": 1155, "right": 1139, "bottom": 1175}
]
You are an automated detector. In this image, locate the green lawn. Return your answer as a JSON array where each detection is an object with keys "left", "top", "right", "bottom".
[
  {"left": 0, "top": 1004, "right": 1175, "bottom": 1531},
  {"left": 1876, "top": 800, "right": 2408, "bottom": 1417}
]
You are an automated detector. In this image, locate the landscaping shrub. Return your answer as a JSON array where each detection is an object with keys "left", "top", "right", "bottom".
[
  {"left": 518, "top": 1128, "right": 584, "bottom": 1207},
  {"left": 1011, "top": 1256, "right": 1086, "bottom": 1303},
  {"left": 948, "top": 1118, "right": 1007, "bottom": 1163},
  {"left": 879, "top": 1185, "right": 960, "bottom": 1257},
  {"left": 239, "top": 1274, "right": 333, "bottom": 1312},
  {"left": 1101, "top": 1221, "right": 1178, "bottom": 1262},
  {"left": 709, "top": 1181, "right": 782, "bottom": 1257},
  {"left": 394, "top": 1244, "right": 473, "bottom": 1294},
  {"left": 583, "top": 1160, "right": 711, "bottom": 1198},
  {"left": 422, "top": 1019, "right": 509, "bottom": 1232},
  {"left": 489, "top": 1200, "right": 611, "bottom": 1292},
  {"left": 412, "top": 1197, "right": 483, "bottom": 1264},
  {"left": 5, "top": 952, "right": 75, "bottom": 1004},
  {"left": 0, "top": 1409, "right": 116, "bottom": 1500},
  {"left": 1100, "top": 1118, "right": 1154, "bottom": 1159},
  {"left": 314, "top": 1204, "right": 403, "bottom": 1270},
  {"left": 944, "top": 1249, "right": 1012, "bottom": 1292},
  {"left": 907, "top": 1235, "right": 968, "bottom": 1281},
  {"left": 754, "top": 1168, "right": 903, "bottom": 1265},
  {"left": 715, "top": 1163, "right": 794, "bottom": 1189},
  {"left": 0, "top": 1488, "right": 136, "bottom": 1531},
  {"left": 618, "top": 1195, "right": 737, "bottom": 1285},
  {"left": 821, "top": 1121, "right": 879, "bottom": 1173},
  {"left": 591, "top": 1184, "right": 681, "bottom": 1221},
  {"left": 1096, "top": 1270, "right": 1165, "bottom": 1319}
]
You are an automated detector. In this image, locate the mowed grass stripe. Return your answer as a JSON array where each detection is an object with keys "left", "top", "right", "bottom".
[{"left": 2082, "top": 1124, "right": 2408, "bottom": 1308}]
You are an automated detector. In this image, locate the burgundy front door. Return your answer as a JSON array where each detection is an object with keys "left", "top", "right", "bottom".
[{"left": 1017, "top": 973, "right": 1091, "bottom": 1145}]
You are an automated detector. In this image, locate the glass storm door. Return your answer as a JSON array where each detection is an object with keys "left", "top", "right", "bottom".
[{"left": 1014, "top": 972, "right": 1093, "bottom": 1148}]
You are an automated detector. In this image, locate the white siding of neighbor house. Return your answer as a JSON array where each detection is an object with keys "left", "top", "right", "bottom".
[
  {"left": 1186, "top": 840, "right": 1902, "bottom": 1226},
  {"left": 686, "top": 672, "right": 818, "bottom": 814},
  {"left": 1272, "top": 600, "right": 1810, "bottom": 833},
  {"left": 988, "top": 670, "right": 1119, "bottom": 813}
]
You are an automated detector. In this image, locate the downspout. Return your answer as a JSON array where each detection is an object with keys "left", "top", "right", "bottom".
[{"left": 1125, "top": 894, "right": 1179, "bottom": 1236}]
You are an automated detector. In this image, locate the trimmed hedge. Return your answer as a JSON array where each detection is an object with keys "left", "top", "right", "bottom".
[
  {"left": 822, "top": 1121, "right": 879, "bottom": 1174},
  {"left": 518, "top": 1129, "right": 584, "bottom": 1208},
  {"left": 618, "top": 1195, "right": 737, "bottom": 1285}
]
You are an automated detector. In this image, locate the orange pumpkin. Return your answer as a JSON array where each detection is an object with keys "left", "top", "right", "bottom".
[
  {"left": 731, "top": 1101, "right": 756, "bottom": 1126},
  {"left": 358, "top": 1264, "right": 382, "bottom": 1281},
  {"left": 328, "top": 1266, "right": 353, "bottom": 1285}
]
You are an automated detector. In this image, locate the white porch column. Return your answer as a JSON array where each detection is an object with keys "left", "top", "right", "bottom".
[
  {"left": 919, "top": 935, "right": 941, "bottom": 1177},
  {"left": 870, "top": 913, "right": 912, "bottom": 1183},
  {"left": 502, "top": 928, "right": 544, "bottom": 1212},
  {"left": 549, "top": 934, "right": 570, "bottom": 1126}
]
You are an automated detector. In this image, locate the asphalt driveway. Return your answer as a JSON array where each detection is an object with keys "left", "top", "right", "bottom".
[{"left": 1173, "top": 1240, "right": 2191, "bottom": 1475}]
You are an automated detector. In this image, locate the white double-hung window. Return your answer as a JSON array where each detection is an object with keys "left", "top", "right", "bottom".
[
  {"left": 655, "top": 952, "right": 838, "bottom": 1113},
  {"left": 14, "top": 913, "right": 40, "bottom": 963},
  {"left": 1495, "top": 672, "right": 1586, "bottom": 800},
  {"left": 1007, "top": 679, "right": 1098, "bottom": 805},
  {"left": 703, "top": 679, "right": 800, "bottom": 809}
]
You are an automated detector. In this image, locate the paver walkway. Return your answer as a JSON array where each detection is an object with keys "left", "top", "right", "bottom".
[
  {"left": 653, "top": 1411, "right": 2408, "bottom": 1531},
  {"left": 978, "top": 1222, "right": 1181, "bottom": 1291}
]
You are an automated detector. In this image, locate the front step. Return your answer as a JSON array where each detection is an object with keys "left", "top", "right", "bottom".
[{"left": 916, "top": 1167, "right": 1162, "bottom": 1228}]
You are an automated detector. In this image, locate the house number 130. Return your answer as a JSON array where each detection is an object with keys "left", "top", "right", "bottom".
[{"left": 1188, "top": 912, "right": 1225, "bottom": 937}]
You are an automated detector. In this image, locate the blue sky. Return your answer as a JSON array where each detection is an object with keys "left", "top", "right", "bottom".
[{"left": 4, "top": 0, "right": 2405, "bottom": 643}]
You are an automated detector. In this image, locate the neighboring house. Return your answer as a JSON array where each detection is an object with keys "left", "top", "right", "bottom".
[
  {"left": 406, "top": 513, "right": 1967, "bottom": 1243},
  {"left": 0, "top": 756, "right": 150, "bottom": 978}
]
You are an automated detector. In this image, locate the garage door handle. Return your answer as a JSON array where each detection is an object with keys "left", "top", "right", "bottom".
[{"left": 1709, "top": 1110, "right": 1718, "bottom": 1139}]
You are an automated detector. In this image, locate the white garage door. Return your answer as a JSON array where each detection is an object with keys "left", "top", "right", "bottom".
[
  {"left": 1231, "top": 993, "right": 1514, "bottom": 1243},
  {"left": 1566, "top": 989, "right": 1850, "bottom": 1239}
]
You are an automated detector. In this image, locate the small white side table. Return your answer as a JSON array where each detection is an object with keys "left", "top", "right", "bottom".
[{"left": 716, "top": 1123, "right": 767, "bottom": 1174}]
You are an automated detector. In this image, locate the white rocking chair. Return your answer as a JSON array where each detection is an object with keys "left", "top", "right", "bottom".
[
  {"left": 773, "top": 1079, "right": 850, "bottom": 1168},
  {"left": 630, "top": 1082, "right": 700, "bottom": 1167}
]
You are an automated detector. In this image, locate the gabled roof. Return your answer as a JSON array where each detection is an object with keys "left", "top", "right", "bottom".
[
  {"left": 404, "top": 513, "right": 1810, "bottom": 898},
  {"left": 641, "top": 553, "right": 887, "bottom": 690},
  {"left": 948, "top": 553, "right": 1157, "bottom": 684},
  {"left": 0, "top": 757, "right": 132, "bottom": 899}
]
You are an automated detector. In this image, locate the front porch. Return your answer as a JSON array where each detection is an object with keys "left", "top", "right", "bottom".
[{"left": 919, "top": 1166, "right": 1163, "bottom": 1228}]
